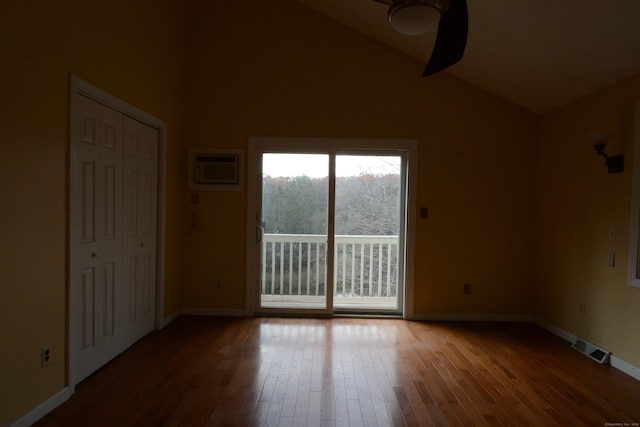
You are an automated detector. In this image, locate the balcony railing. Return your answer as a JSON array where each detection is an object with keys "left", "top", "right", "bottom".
[{"left": 261, "top": 234, "right": 399, "bottom": 303}]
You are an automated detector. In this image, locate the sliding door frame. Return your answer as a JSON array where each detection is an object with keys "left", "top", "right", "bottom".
[
  {"left": 245, "top": 137, "right": 418, "bottom": 319},
  {"left": 333, "top": 149, "right": 407, "bottom": 315}
]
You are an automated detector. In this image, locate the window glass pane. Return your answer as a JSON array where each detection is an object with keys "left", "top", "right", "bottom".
[{"left": 260, "top": 153, "right": 328, "bottom": 309}]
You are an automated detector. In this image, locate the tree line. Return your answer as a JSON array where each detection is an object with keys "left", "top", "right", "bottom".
[{"left": 262, "top": 173, "right": 401, "bottom": 236}]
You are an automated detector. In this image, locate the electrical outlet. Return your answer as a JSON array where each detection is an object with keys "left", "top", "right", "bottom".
[
  {"left": 463, "top": 283, "right": 471, "bottom": 295},
  {"left": 607, "top": 252, "right": 615, "bottom": 267},
  {"left": 579, "top": 302, "right": 586, "bottom": 317},
  {"left": 41, "top": 345, "right": 51, "bottom": 367}
]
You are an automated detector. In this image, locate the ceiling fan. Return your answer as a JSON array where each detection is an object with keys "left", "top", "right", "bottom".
[{"left": 373, "top": 0, "right": 468, "bottom": 76}]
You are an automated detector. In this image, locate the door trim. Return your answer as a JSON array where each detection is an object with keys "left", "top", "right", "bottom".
[
  {"left": 245, "top": 137, "right": 418, "bottom": 319},
  {"left": 68, "top": 74, "right": 167, "bottom": 389}
]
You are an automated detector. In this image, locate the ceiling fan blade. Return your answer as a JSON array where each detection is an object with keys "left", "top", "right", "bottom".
[{"left": 422, "top": 0, "right": 468, "bottom": 76}]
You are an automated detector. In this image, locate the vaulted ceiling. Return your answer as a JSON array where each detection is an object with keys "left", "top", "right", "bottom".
[{"left": 292, "top": 0, "right": 640, "bottom": 114}]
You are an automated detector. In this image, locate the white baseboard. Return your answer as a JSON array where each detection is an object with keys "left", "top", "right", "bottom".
[
  {"left": 181, "top": 308, "right": 246, "bottom": 317},
  {"left": 611, "top": 355, "right": 640, "bottom": 382},
  {"left": 9, "top": 386, "right": 73, "bottom": 427},
  {"left": 532, "top": 317, "right": 577, "bottom": 343},
  {"left": 413, "top": 312, "right": 533, "bottom": 322},
  {"left": 534, "top": 317, "right": 640, "bottom": 382}
]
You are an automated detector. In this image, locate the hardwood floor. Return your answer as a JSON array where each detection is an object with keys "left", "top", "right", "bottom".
[{"left": 36, "top": 317, "right": 640, "bottom": 426}]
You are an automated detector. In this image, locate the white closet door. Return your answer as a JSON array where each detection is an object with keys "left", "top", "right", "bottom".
[
  {"left": 122, "top": 116, "right": 158, "bottom": 344},
  {"left": 70, "top": 95, "right": 125, "bottom": 384},
  {"left": 70, "top": 95, "right": 159, "bottom": 386}
]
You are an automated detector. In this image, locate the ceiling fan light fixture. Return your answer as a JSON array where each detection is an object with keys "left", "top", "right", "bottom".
[{"left": 388, "top": 2, "right": 442, "bottom": 36}]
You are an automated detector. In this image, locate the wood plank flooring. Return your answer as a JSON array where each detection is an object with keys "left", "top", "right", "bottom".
[{"left": 36, "top": 317, "right": 640, "bottom": 426}]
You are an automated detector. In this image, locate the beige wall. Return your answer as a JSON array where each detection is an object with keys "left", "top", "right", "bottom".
[
  {"left": 3, "top": 0, "right": 639, "bottom": 424},
  {"left": 535, "top": 73, "right": 640, "bottom": 367},
  {"left": 182, "top": 0, "right": 539, "bottom": 315},
  {"left": 0, "top": 1, "right": 186, "bottom": 425}
]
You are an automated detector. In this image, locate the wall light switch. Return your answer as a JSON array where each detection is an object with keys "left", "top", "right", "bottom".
[{"left": 607, "top": 251, "right": 615, "bottom": 267}]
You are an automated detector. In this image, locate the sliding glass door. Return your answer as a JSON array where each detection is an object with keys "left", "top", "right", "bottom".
[
  {"left": 334, "top": 153, "right": 403, "bottom": 312},
  {"left": 247, "top": 138, "right": 415, "bottom": 317}
]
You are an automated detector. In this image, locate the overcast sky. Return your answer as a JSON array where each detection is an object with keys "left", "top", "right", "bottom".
[{"left": 263, "top": 154, "right": 400, "bottom": 178}]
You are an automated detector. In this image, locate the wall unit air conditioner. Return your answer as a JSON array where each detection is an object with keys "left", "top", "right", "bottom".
[{"left": 188, "top": 148, "right": 244, "bottom": 191}]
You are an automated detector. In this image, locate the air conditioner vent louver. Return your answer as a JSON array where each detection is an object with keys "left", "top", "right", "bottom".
[
  {"left": 188, "top": 148, "right": 244, "bottom": 191},
  {"left": 195, "top": 155, "right": 238, "bottom": 184},
  {"left": 572, "top": 338, "right": 610, "bottom": 364}
]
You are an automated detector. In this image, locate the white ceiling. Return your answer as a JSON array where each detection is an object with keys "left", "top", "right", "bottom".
[{"left": 292, "top": 0, "right": 640, "bottom": 114}]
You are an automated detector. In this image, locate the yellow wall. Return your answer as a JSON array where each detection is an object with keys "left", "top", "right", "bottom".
[
  {"left": 4, "top": 0, "right": 639, "bottom": 424},
  {"left": 535, "top": 74, "right": 640, "bottom": 367},
  {"left": 0, "top": 1, "right": 186, "bottom": 425},
  {"left": 182, "top": 0, "right": 539, "bottom": 315}
]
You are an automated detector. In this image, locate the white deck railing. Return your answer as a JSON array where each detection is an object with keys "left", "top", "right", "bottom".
[{"left": 261, "top": 234, "right": 399, "bottom": 299}]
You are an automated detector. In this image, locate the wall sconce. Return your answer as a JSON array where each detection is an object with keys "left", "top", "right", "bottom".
[{"left": 592, "top": 132, "right": 624, "bottom": 174}]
